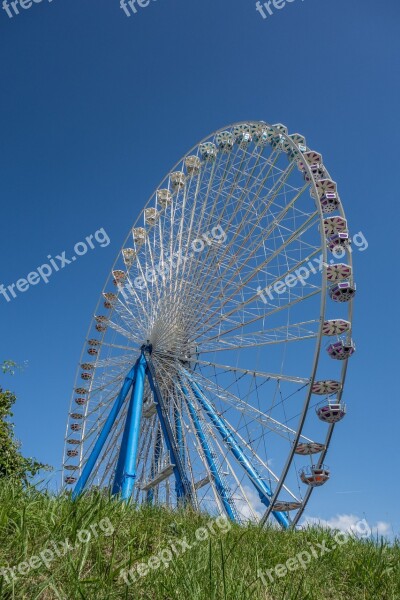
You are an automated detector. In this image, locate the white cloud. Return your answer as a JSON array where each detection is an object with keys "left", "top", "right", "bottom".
[
  {"left": 301, "top": 513, "right": 392, "bottom": 537},
  {"left": 235, "top": 485, "right": 264, "bottom": 521},
  {"left": 374, "top": 521, "right": 391, "bottom": 536}
]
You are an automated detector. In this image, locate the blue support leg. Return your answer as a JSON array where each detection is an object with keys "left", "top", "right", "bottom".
[
  {"left": 112, "top": 383, "right": 135, "bottom": 495},
  {"left": 174, "top": 400, "right": 185, "bottom": 464},
  {"left": 72, "top": 364, "right": 137, "bottom": 500},
  {"left": 147, "top": 425, "right": 162, "bottom": 504},
  {"left": 181, "top": 383, "right": 237, "bottom": 521},
  {"left": 144, "top": 352, "right": 193, "bottom": 504},
  {"left": 120, "top": 353, "right": 147, "bottom": 501},
  {"left": 187, "top": 377, "right": 289, "bottom": 529},
  {"left": 173, "top": 398, "right": 186, "bottom": 498}
]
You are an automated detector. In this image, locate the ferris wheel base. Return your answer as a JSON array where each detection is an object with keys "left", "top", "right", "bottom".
[{"left": 72, "top": 347, "right": 289, "bottom": 529}]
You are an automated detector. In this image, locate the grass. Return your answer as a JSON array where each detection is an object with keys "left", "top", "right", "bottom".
[{"left": 0, "top": 481, "right": 399, "bottom": 599}]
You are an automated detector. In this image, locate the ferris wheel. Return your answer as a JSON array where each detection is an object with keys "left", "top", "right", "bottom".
[{"left": 62, "top": 121, "right": 356, "bottom": 528}]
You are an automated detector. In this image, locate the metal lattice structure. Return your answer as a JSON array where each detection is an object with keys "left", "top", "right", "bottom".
[{"left": 63, "top": 121, "right": 355, "bottom": 528}]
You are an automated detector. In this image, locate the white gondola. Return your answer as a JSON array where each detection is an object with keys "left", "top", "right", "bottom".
[
  {"left": 170, "top": 171, "right": 186, "bottom": 192},
  {"left": 132, "top": 227, "right": 146, "bottom": 245},
  {"left": 65, "top": 477, "right": 77, "bottom": 484},
  {"left": 327, "top": 232, "right": 350, "bottom": 252},
  {"left": 295, "top": 442, "right": 325, "bottom": 455},
  {"left": 233, "top": 124, "right": 252, "bottom": 147},
  {"left": 322, "top": 319, "right": 351, "bottom": 336},
  {"left": 216, "top": 131, "right": 235, "bottom": 152},
  {"left": 252, "top": 125, "right": 271, "bottom": 147},
  {"left": 316, "top": 400, "right": 346, "bottom": 423},
  {"left": 312, "top": 380, "right": 342, "bottom": 395},
  {"left": 327, "top": 339, "right": 356, "bottom": 360},
  {"left": 298, "top": 150, "right": 322, "bottom": 172},
  {"left": 122, "top": 248, "right": 136, "bottom": 268},
  {"left": 103, "top": 292, "right": 117, "bottom": 309},
  {"left": 112, "top": 270, "right": 126, "bottom": 285},
  {"left": 329, "top": 281, "right": 356, "bottom": 302},
  {"left": 75, "top": 387, "right": 89, "bottom": 395},
  {"left": 273, "top": 501, "right": 302, "bottom": 512},
  {"left": 323, "top": 216, "right": 347, "bottom": 235},
  {"left": 326, "top": 264, "right": 352, "bottom": 282},
  {"left": 199, "top": 142, "right": 218, "bottom": 162},
  {"left": 272, "top": 123, "right": 288, "bottom": 135},
  {"left": 300, "top": 465, "right": 330, "bottom": 487},
  {"left": 145, "top": 208, "right": 159, "bottom": 226},
  {"left": 157, "top": 189, "right": 173, "bottom": 209},
  {"left": 185, "top": 155, "right": 201, "bottom": 176}
]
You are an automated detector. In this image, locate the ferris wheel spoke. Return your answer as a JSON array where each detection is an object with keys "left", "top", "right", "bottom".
[
  {"left": 74, "top": 368, "right": 140, "bottom": 447},
  {"left": 192, "top": 164, "right": 302, "bottom": 301},
  {"left": 159, "top": 146, "right": 288, "bottom": 342},
  {"left": 177, "top": 356, "right": 309, "bottom": 385},
  {"left": 167, "top": 162, "right": 213, "bottom": 307},
  {"left": 194, "top": 145, "right": 288, "bottom": 266},
  {"left": 211, "top": 434, "right": 259, "bottom": 521},
  {"left": 196, "top": 329, "right": 319, "bottom": 353},
  {"left": 183, "top": 371, "right": 302, "bottom": 504},
  {"left": 208, "top": 203, "right": 319, "bottom": 307},
  {"left": 190, "top": 287, "right": 321, "bottom": 345},
  {"left": 173, "top": 157, "right": 297, "bottom": 317},
  {"left": 143, "top": 223, "right": 167, "bottom": 305},
  {"left": 216, "top": 198, "right": 316, "bottom": 300},
  {"left": 188, "top": 233, "right": 322, "bottom": 346},
  {"left": 85, "top": 354, "right": 135, "bottom": 370},
  {"left": 125, "top": 246, "right": 162, "bottom": 320},
  {"left": 167, "top": 145, "right": 282, "bottom": 323},
  {"left": 192, "top": 144, "right": 266, "bottom": 248},
  {"left": 194, "top": 334, "right": 318, "bottom": 354},
  {"left": 102, "top": 317, "right": 140, "bottom": 343},
  {"left": 154, "top": 359, "right": 238, "bottom": 516},
  {"left": 197, "top": 319, "right": 319, "bottom": 347},
  {"left": 169, "top": 149, "right": 224, "bottom": 261},
  {"left": 115, "top": 269, "right": 155, "bottom": 327},
  {"left": 167, "top": 145, "right": 250, "bottom": 311},
  {"left": 183, "top": 367, "right": 312, "bottom": 443},
  {"left": 188, "top": 162, "right": 303, "bottom": 302},
  {"left": 190, "top": 211, "right": 320, "bottom": 337},
  {"left": 216, "top": 432, "right": 298, "bottom": 510},
  {"left": 135, "top": 419, "right": 155, "bottom": 490},
  {"left": 110, "top": 295, "right": 148, "bottom": 336},
  {"left": 179, "top": 371, "right": 296, "bottom": 524},
  {"left": 93, "top": 341, "right": 136, "bottom": 353},
  {"left": 81, "top": 376, "right": 125, "bottom": 405}
]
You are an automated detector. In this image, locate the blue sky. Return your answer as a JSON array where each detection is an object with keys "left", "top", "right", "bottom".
[{"left": 1, "top": 0, "right": 399, "bottom": 534}]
